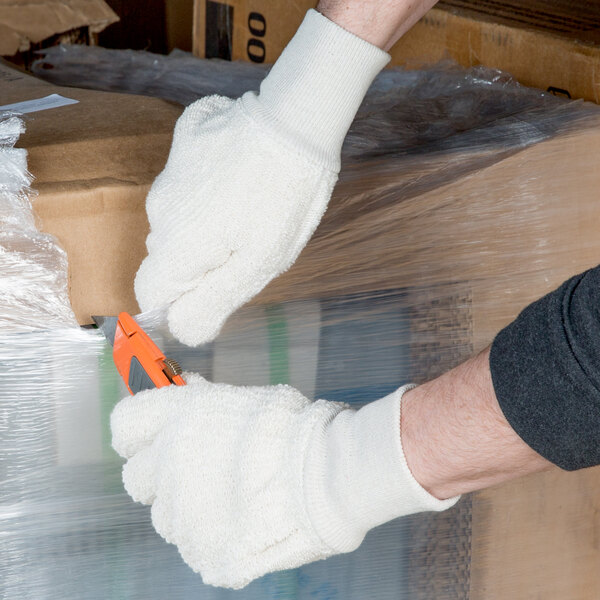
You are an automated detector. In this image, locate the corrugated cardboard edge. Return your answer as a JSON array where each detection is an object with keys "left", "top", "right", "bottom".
[{"left": 0, "top": 0, "right": 119, "bottom": 55}]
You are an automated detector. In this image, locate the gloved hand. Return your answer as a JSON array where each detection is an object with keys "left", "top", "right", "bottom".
[
  {"left": 134, "top": 10, "right": 390, "bottom": 346},
  {"left": 111, "top": 375, "right": 459, "bottom": 589}
]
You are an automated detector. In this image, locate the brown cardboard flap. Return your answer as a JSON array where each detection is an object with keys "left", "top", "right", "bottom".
[{"left": 0, "top": 0, "right": 119, "bottom": 55}]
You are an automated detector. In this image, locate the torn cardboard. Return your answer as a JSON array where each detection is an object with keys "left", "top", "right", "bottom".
[{"left": 0, "top": 0, "right": 118, "bottom": 56}]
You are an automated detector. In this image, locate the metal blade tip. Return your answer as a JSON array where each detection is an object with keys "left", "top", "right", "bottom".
[{"left": 92, "top": 315, "right": 118, "bottom": 346}]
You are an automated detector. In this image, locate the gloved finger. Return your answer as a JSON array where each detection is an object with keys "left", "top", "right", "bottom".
[
  {"left": 122, "top": 444, "right": 158, "bottom": 505},
  {"left": 111, "top": 386, "right": 185, "bottom": 459},
  {"left": 167, "top": 252, "right": 268, "bottom": 346},
  {"left": 134, "top": 241, "right": 234, "bottom": 313}
]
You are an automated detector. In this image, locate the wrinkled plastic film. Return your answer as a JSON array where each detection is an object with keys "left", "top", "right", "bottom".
[
  {"left": 33, "top": 45, "right": 268, "bottom": 106},
  {"left": 0, "top": 112, "right": 78, "bottom": 331},
  {"left": 4, "top": 54, "right": 600, "bottom": 598},
  {"left": 2, "top": 298, "right": 472, "bottom": 600}
]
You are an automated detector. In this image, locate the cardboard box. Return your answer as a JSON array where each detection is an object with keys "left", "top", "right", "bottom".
[
  {"left": 193, "top": 0, "right": 600, "bottom": 103},
  {"left": 193, "top": 0, "right": 311, "bottom": 63},
  {"left": 0, "top": 60, "right": 182, "bottom": 324},
  {"left": 4, "top": 53, "right": 600, "bottom": 333},
  {"left": 0, "top": 0, "right": 118, "bottom": 56}
]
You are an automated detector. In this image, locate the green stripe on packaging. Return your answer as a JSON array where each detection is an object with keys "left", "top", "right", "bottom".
[
  {"left": 266, "top": 304, "right": 290, "bottom": 385},
  {"left": 265, "top": 304, "right": 298, "bottom": 597}
]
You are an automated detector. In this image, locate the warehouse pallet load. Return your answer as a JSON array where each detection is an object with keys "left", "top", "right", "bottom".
[{"left": 2, "top": 55, "right": 600, "bottom": 598}]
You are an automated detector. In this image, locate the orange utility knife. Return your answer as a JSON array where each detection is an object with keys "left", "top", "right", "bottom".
[{"left": 93, "top": 312, "right": 186, "bottom": 395}]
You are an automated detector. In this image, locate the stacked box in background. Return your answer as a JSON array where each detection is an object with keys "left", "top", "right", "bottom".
[{"left": 193, "top": 0, "right": 600, "bottom": 103}]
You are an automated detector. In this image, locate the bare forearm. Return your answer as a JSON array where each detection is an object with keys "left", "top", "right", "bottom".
[
  {"left": 317, "top": 0, "right": 439, "bottom": 50},
  {"left": 401, "top": 347, "right": 552, "bottom": 500}
]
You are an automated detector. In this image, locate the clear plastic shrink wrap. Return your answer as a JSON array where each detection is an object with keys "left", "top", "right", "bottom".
[
  {"left": 3, "top": 53, "right": 600, "bottom": 599},
  {"left": 0, "top": 114, "right": 78, "bottom": 331},
  {"left": 32, "top": 45, "right": 268, "bottom": 105}
]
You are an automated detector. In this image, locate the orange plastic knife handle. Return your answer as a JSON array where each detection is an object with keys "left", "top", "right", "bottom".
[{"left": 113, "top": 312, "right": 186, "bottom": 395}]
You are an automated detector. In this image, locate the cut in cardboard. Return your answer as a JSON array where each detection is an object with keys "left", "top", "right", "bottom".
[
  {"left": 193, "top": 0, "right": 600, "bottom": 103},
  {"left": 0, "top": 0, "right": 118, "bottom": 56}
]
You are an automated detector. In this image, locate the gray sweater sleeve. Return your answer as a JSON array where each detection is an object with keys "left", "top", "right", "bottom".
[{"left": 489, "top": 266, "right": 600, "bottom": 471}]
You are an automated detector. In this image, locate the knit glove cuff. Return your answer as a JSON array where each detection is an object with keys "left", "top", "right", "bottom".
[
  {"left": 305, "top": 385, "right": 461, "bottom": 552},
  {"left": 241, "top": 9, "right": 390, "bottom": 170}
]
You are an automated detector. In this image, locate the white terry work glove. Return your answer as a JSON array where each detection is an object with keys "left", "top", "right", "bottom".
[
  {"left": 134, "top": 10, "right": 390, "bottom": 346},
  {"left": 111, "top": 376, "right": 459, "bottom": 589}
]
